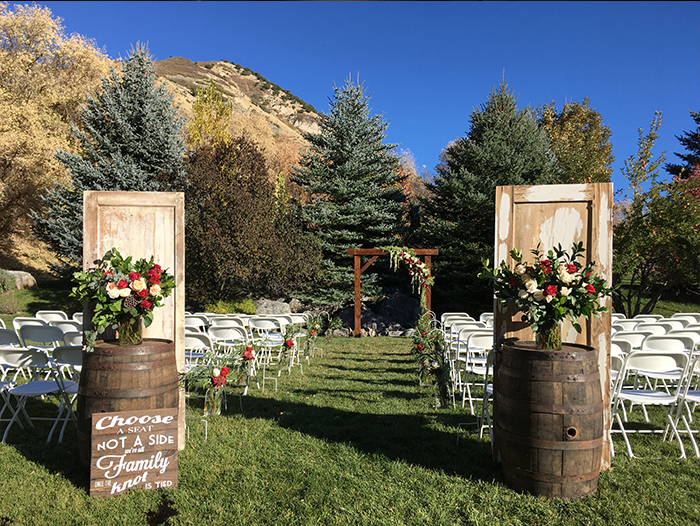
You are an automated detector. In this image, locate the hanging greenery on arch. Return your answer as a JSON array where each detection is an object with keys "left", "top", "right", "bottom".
[{"left": 379, "top": 245, "right": 435, "bottom": 310}]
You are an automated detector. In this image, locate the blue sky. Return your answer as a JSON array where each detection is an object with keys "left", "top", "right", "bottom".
[{"left": 38, "top": 1, "right": 700, "bottom": 198}]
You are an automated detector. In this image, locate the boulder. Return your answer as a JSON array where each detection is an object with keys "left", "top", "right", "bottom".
[
  {"left": 254, "top": 298, "right": 291, "bottom": 315},
  {"left": 7, "top": 270, "right": 36, "bottom": 290},
  {"left": 288, "top": 298, "right": 304, "bottom": 313},
  {"left": 377, "top": 291, "right": 421, "bottom": 328}
]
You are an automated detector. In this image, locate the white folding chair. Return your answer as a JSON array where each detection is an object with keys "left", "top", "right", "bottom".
[
  {"left": 672, "top": 313, "right": 700, "bottom": 324},
  {"left": 35, "top": 310, "right": 69, "bottom": 323},
  {"left": 676, "top": 354, "right": 700, "bottom": 456},
  {"left": 72, "top": 312, "right": 84, "bottom": 324},
  {"left": 0, "top": 348, "right": 76, "bottom": 444},
  {"left": 49, "top": 320, "right": 83, "bottom": 333},
  {"left": 634, "top": 314, "right": 663, "bottom": 322},
  {"left": 50, "top": 346, "right": 82, "bottom": 442},
  {"left": 184, "top": 332, "right": 214, "bottom": 370},
  {"left": 210, "top": 317, "right": 246, "bottom": 330},
  {"left": 460, "top": 331, "right": 493, "bottom": 413},
  {"left": 611, "top": 313, "right": 627, "bottom": 322},
  {"left": 184, "top": 315, "right": 209, "bottom": 333},
  {"left": 12, "top": 317, "right": 47, "bottom": 333},
  {"left": 611, "top": 330, "right": 654, "bottom": 352},
  {"left": 18, "top": 325, "right": 65, "bottom": 352},
  {"left": 208, "top": 326, "right": 248, "bottom": 354},
  {"left": 61, "top": 331, "right": 83, "bottom": 346},
  {"left": 634, "top": 323, "right": 671, "bottom": 335},
  {"left": 610, "top": 350, "right": 691, "bottom": 458},
  {"left": 613, "top": 320, "right": 641, "bottom": 332},
  {"left": 667, "top": 329, "right": 700, "bottom": 350}
]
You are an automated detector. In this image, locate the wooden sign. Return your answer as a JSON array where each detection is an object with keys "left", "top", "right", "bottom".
[{"left": 90, "top": 408, "right": 178, "bottom": 497}]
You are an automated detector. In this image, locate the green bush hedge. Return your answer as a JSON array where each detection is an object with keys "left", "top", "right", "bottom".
[
  {"left": 0, "top": 269, "right": 16, "bottom": 294},
  {"left": 203, "top": 298, "right": 256, "bottom": 315}
]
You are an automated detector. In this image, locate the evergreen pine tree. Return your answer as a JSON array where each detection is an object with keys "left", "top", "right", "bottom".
[
  {"left": 666, "top": 110, "right": 700, "bottom": 181},
  {"left": 30, "top": 44, "right": 187, "bottom": 276},
  {"left": 291, "top": 78, "right": 407, "bottom": 307},
  {"left": 419, "top": 81, "right": 561, "bottom": 314}
]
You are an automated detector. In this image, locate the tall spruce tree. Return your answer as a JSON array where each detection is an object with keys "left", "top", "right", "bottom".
[
  {"left": 291, "top": 78, "right": 407, "bottom": 307},
  {"left": 419, "top": 81, "right": 561, "bottom": 315},
  {"left": 30, "top": 44, "right": 187, "bottom": 276},
  {"left": 666, "top": 110, "right": 700, "bottom": 182}
]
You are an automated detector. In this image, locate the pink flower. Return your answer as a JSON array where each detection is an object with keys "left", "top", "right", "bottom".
[{"left": 243, "top": 347, "right": 254, "bottom": 361}]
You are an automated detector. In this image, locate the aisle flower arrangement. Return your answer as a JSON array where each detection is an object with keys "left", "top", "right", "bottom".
[
  {"left": 479, "top": 242, "right": 613, "bottom": 349},
  {"left": 412, "top": 314, "right": 451, "bottom": 408},
  {"left": 70, "top": 247, "right": 175, "bottom": 349}
]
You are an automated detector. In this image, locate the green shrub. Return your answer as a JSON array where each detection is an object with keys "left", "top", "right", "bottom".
[
  {"left": 0, "top": 269, "right": 16, "bottom": 294},
  {"left": 203, "top": 298, "right": 256, "bottom": 315}
]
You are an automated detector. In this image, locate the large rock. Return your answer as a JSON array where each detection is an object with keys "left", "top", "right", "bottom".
[
  {"left": 377, "top": 291, "right": 421, "bottom": 328},
  {"left": 7, "top": 270, "right": 36, "bottom": 290},
  {"left": 254, "top": 298, "right": 291, "bottom": 315},
  {"left": 288, "top": 298, "right": 304, "bottom": 313}
]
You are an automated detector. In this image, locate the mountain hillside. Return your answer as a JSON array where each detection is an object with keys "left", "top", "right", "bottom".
[{"left": 154, "top": 57, "right": 320, "bottom": 155}]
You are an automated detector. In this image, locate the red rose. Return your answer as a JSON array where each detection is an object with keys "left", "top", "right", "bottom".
[
  {"left": 137, "top": 288, "right": 148, "bottom": 299},
  {"left": 104, "top": 270, "right": 113, "bottom": 277},
  {"left": 508, "top": 277, "right": 520, "bottom": 288},
  {"left": 585, "top": 272, "right": 592, "bottom": 279},
  {"left": 243, "top": 347, "right": 254, "bottom": 361},
  {"left": 140, "top": 299, "right": 152, "bottom": 309},
  {"left": 566, "top": 264, "right": 577, "bottom": 273},
  {"left": 147, "top": 269, "right": 161, "bottom": 284},
  {"left": 417, "top": 344, "right": 424, "bottom": 351},
  {"left": 310, "top": 330, "right": 315, "bottom": 336},
  {"left": 585, "top": 284, "right": 596, "bottom": 295},
  {"left": 128, "top": 272, "right": 140, "bottom": 282},
  {"left": 151, "top": 264, "right": 162, "bottom": 274},
  {"left": 285, "top": 339, "right": 294, "bottom": 348},
  {"left": 117, "top": 279, "right": 128, "bottom": 289},
  {"left": 544, "top": 284, "right": 558, "bottom": 296},
  {"left": 221, "top": 367, "right": 230, "bottom": 377},
  {"left": 540, "top": 259, "right": 552, "bottom": 275}
]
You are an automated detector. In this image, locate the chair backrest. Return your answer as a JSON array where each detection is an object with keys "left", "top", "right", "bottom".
[
  {"left": 49, "top": 320, "right": 83, "bottom": 332},
  {"left": 611, "top": 330, "right": 654, "bottom": 349},
  {"left": 441, "top": 312, "right": 472, "bottom": 324},
  {"left": 466, "top": 331, "right": 494, "bottom": 351},
  {"left": 0, "top": 328, "right": 22, "bottom": 348},
  {"left": 667, "top": 329, "right": 700, "bottom": 349},
  {"left": 0, "top": 347, "right": 51, "bottom": 370},
  {"left": 12, "top": 317, "right": 47, "bottom": 332},
  {"left": 210, "top": 317, "right": 245, "bottom": 329},
  {"left": 611, "top": 339, "right": 632, "bottom": 357},
  {"left": 208, "top": 326, "right": 247, "bottom": 345},
  {"left": 18, "top": 325, "right": 65, "bottom": 348},
  {"left": 641, "top": 335, "right": 697, "bottom": 353},
  {"left": 0, "top": 319, "right": 4, "bottom": 329},
  {"left": 633, "top": 314, "right": 663, "bottom": 322},
  {"left": 479, "top": 312, "right": 494, "bottom": 323},
  {"left": 657, "top": 319, "right": 688, "bottom": 330},
  {"left": 612, "top": 320, "right": 640, "bottom": 331},
  {"left": 289, "top": 314, "right": 308, "bottom": 326},
  {"left": 672, "top": 313, "right": 700, "bottom": 323},
  {"left": 249, "top": 317, "right": 282, "bottom": 333},
  {"left": 184, "top": 315, "right": 208, "bottom": 331},
  {"left": 611, "top": 313, "right": 626, "bottom": 322},
  {"left": 61, "top": 331, "right": 83, "bottom": 346},
  {"left": 35, "top": 310, "right": 69, "bottom": 322},
  {"left": 52, "top": 345, "right": 83, "bottom": 371},
  {"left": 72, "top": 312, "right": 84, "bottom": 324},
  {"left": 623, "top": 350, "right": 688, "bottom": 385},
  {"left": 633, "top": 323, "right": 670, "bottom": 335},
  {"left": 184, "top": 332, "right": 214, "bottom": 350}
]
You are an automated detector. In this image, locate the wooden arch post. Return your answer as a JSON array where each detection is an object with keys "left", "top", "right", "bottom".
[{"left": 347, "top": 248, "right": 438, "bottom": 337}]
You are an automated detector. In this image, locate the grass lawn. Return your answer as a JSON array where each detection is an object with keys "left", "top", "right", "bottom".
[{"left": 1, "top": 336, "right": 700, "bottom": 525}]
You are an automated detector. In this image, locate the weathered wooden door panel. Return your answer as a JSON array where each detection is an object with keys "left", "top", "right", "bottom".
[{"left": 493, "top": 183, "right": 613, "bottom": 470}]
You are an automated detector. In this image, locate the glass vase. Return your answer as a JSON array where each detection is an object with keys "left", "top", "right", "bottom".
[
  {"left": 203, "top": 386, "right": 224, "bottom": 417},
  {"left": 535, "top": 323, "right": 562, "bottom": 350},
  {"left": 117, "top": 316, "right": 142, "bottom": 346}
]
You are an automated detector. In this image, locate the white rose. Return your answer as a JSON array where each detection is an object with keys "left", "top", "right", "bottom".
[
  {"left": 106, "top": 282, "right": 120, "bottom": 299},
  {"left": 518, "top": 289, "right": 529, "bottom": 299},
  {"left": 533, "top": 290, "right": 545, "bottom": 301},
  {"left": 560, "top": 286, "right": 572, "bottom": 296},
  {"left": 119, "top": 287, "right": 131, "bottom": 298},
  {"left": 515, "top": 264, "right": 526, "bottom": 275},
  {"left": 213, "top": 368, "right": 221, "bottom": 378},
  {"left": 149, "top": 284, "right": 161, "bottom": 296},
  {"left": 525, "top": 280, "right": 539, "bottom": 293},
  {"left": 545, "top": 294, "right": 554, "bottom": 303},
  {"left": 560, "top": 272, "right": 574, "bottom": 284},
  {"left": 557, "top": 264, "right": 567, "bottom": 275},
  {"left": 131, "top": 278, "right": 147, "bottom": 291}
]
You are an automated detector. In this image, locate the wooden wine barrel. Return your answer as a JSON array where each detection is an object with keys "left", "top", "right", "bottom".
[
  {"left": 494, "top": 341, "right": 603, "bottom": 499},
  {"left": 76, "top": 339, "right": 178, "bottom": 467}
]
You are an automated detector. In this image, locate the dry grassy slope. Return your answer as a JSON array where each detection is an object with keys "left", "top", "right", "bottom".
[{"left": 154, "top": 57, "right": 320, "bottom": 149}]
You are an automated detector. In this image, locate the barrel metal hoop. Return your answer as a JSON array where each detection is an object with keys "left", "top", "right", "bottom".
[
  {"left": 82, "top": 356, "right": 176, "bottom": 371},
  {"left": 499, "top": 365, "right": 600, "bottom": 383},
  {"left": 501, "top": 460, "right": 601, "bottom": 484},
  {"left": 79, "top": 383, "right": 176, "bottom": 399}
]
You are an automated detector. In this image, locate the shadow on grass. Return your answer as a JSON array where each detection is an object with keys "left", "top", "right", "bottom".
[{"left": 236, "top": 394, "right": 501, "bottom": 484}]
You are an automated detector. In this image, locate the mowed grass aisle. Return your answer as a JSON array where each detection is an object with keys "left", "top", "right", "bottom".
[{"left": 1, "top": 337, "right": 700, "bottom": 525}]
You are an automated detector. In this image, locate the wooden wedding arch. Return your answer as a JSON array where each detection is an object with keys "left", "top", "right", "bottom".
[{"left": 347, "top": 248, "right": 438, "bottom": 337}]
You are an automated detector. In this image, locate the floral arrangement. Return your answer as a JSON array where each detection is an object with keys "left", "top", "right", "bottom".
[
  {"left": 479, "top": 242, "right": 613, "bottom": 349},
  {"left": 381, "top": 246, "right": 435, "bottom": 310},
  {"left": 412, "top": 314, "right": 451, "bottom": 408},
  {"left": 71, "top": 247, "right": 175, "bottom": 349}
]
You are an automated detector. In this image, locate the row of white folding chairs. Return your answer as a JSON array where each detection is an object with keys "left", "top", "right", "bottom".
[
  {"left": 610, "top": 342, "right": 700, "bottom": 459},
  {"left": 612, "top": 312, "right": 700, "bottom": 325}
]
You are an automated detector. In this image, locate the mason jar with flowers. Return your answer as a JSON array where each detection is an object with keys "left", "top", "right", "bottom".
[
  {"left": 479, "top": 242, "right": 613, "bottom": 349},
  {"left": 71, "top": 247, "right": 175, "bottom": 349}
]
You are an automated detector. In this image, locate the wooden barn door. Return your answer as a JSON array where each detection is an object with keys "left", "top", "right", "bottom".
[
  {"left": 83, "top": 190, "right": 186, "bottom": 449},
  {"left": 493, "top": 183, "right": 613, "bottom": 470}
]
